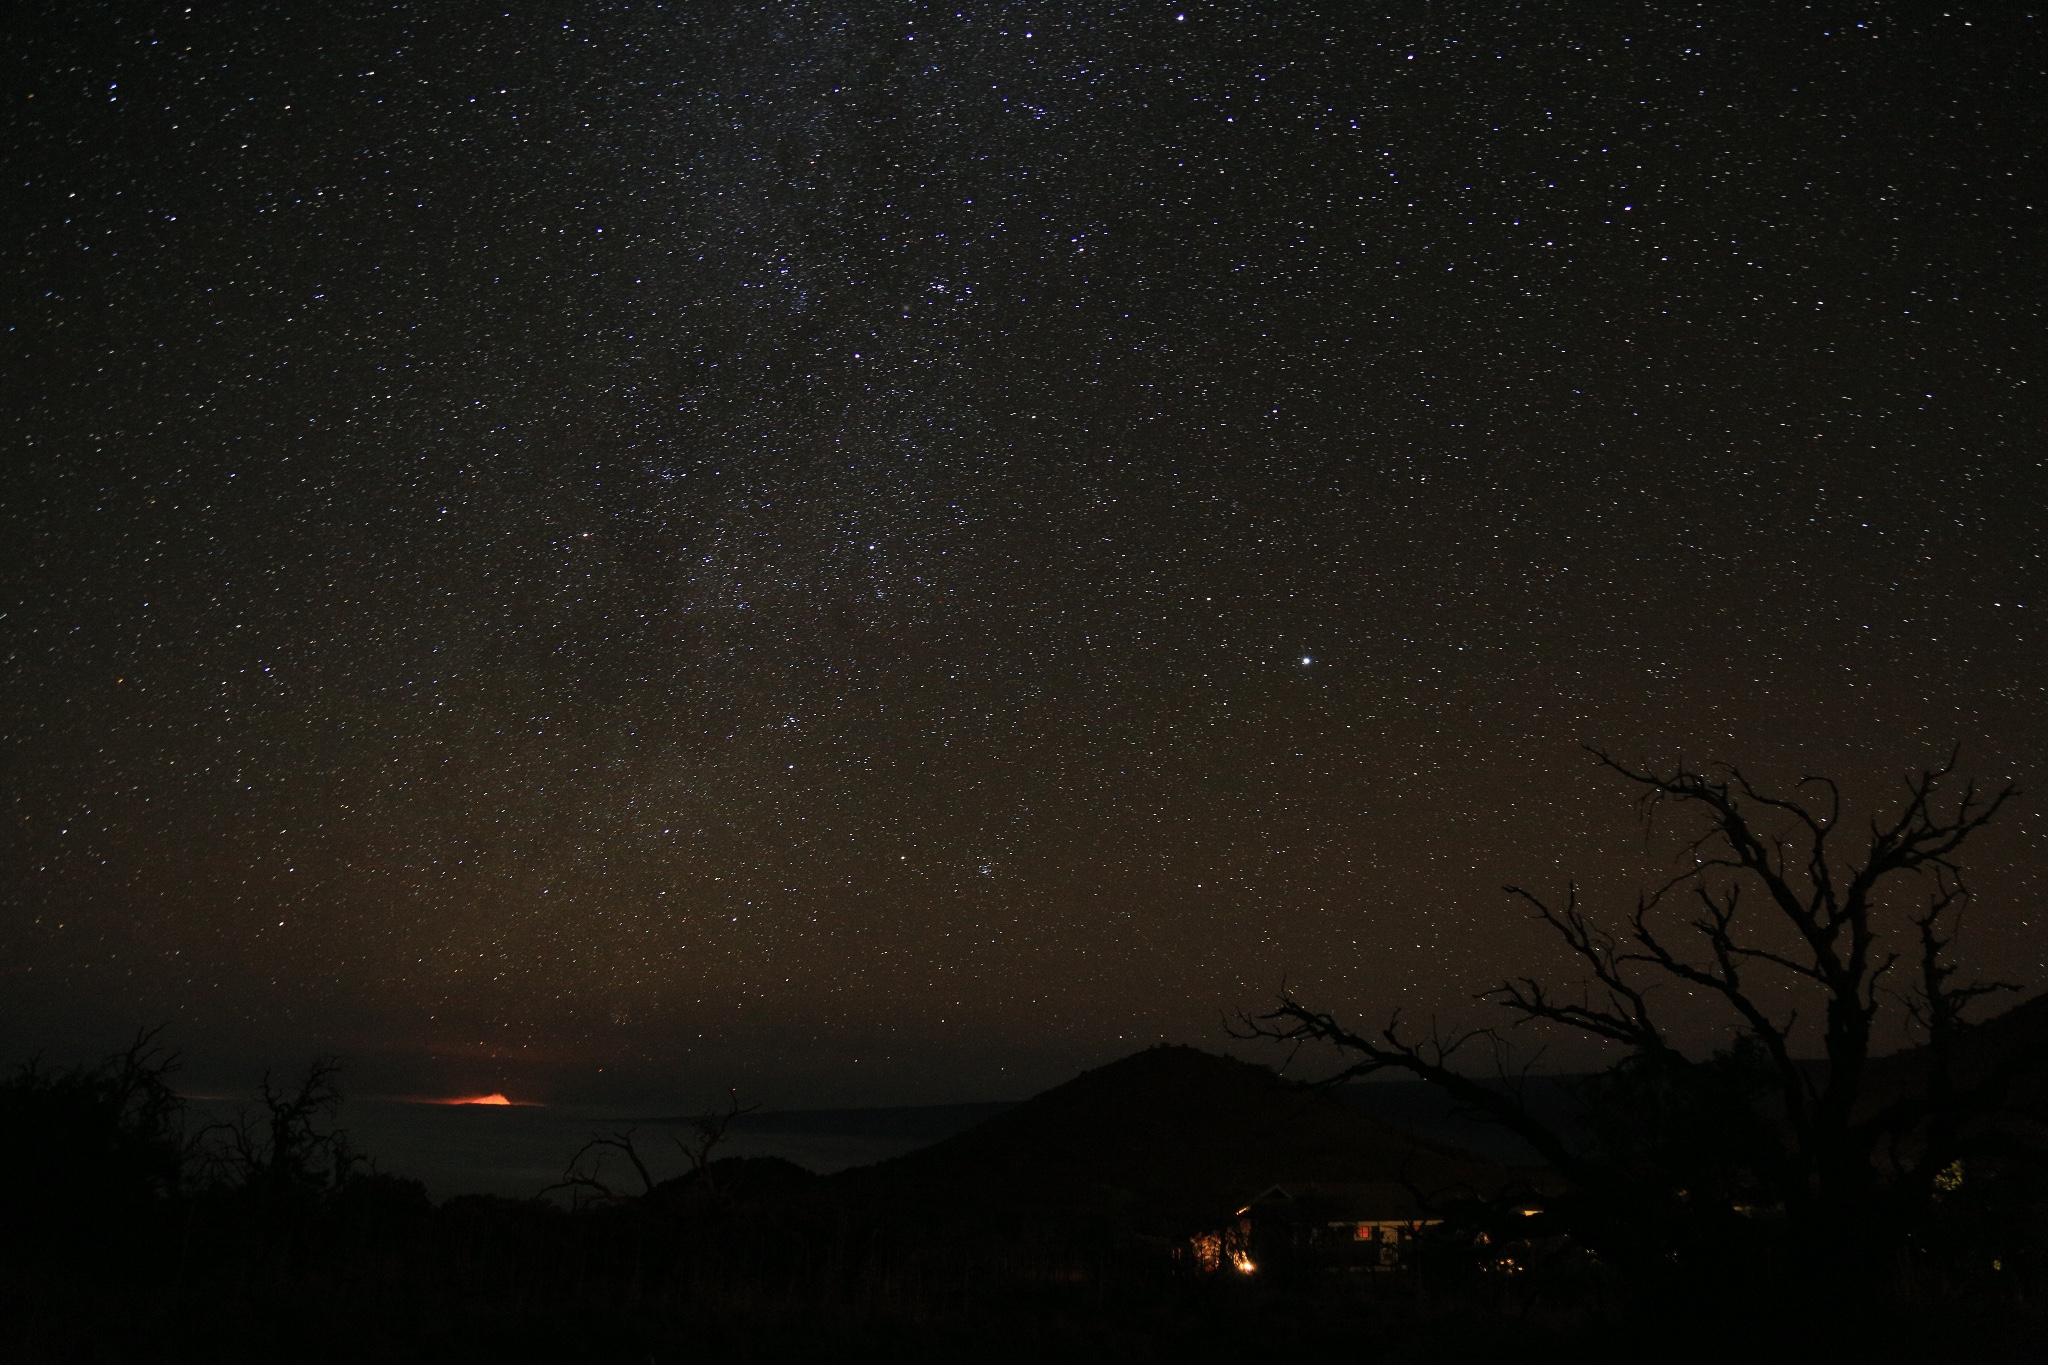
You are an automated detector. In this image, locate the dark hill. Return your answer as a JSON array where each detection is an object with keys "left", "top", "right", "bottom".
[
  {"left": 1860, "top": 990, "right": 2048, "bottom": 1131},
  {"left": 1337, "top": 1074, "right": 1595, "bottom": 1166},
  {"left": 828, "top": 1044, "right": 1513, "bottom": 1234}
]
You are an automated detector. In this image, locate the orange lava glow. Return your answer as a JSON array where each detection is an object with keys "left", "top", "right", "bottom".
[{"left": 443, "top": 1093, "right": 516, "bottom": 1106}]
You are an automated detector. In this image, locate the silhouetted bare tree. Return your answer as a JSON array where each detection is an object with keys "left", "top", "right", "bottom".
[
  {"left": 677, "top": 1087, "right": 760, "bottom": 1193},
  {"left": 204, "top": 1057, "right": 361, "bottom": 1197},
  {"left": 1240, "top": 748, "right": 2030, "bottom": 1266},
  {"left": 546, "top": 1089, "right": 760, "bottom": 1203},
  {"left": 545, "top": 1128, "right": 659, "bottom": 1204},
  {"left": 0, "top": 1027, "right": 186, "bottom": 1252}
]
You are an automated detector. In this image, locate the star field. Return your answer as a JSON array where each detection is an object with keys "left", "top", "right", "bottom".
[{"left": 5, "top": 2, "right": 2045, "bottom": 1104}]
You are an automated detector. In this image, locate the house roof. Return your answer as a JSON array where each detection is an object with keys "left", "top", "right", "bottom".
[{"left": 1243, "top": 1180, "right": 1446, "bottom": 1222}]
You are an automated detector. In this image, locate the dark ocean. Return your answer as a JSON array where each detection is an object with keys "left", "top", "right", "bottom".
[
  {"left": 179, "top": 1081, "right": 1573, "bottom": 1201},
  {"left": 183, "top": 1097, "right": 1015, "bottom": 1201}
]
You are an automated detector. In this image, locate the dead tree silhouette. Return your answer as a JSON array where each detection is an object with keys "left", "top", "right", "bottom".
[
  {"left": 1239, "top": 747, "right": 2031, "bottom": 1270},
  {"left": 677, "top": 1088, "right": 760, "bottom": 1193},
  {"left": 546, "top": 1088, "right": 760, "bottom": 1203}
]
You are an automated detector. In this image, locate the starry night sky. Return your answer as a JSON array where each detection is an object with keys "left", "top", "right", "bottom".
[{"left": 5, "top": 2, "right": 2045, "bottom": 1107}]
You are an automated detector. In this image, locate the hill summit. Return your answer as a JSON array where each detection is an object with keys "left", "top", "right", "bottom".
[{"left": 833, "top": 1044, "right": 1512, "bottom": 1232}]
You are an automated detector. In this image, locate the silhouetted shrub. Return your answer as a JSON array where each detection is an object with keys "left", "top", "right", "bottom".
[{"left": 0, "top": 1029, "right": 183, "bottom": 1258}]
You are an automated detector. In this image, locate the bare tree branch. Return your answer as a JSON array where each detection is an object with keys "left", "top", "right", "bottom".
[
  {"left": 1245, "top": 746, "right": 2022, "bottom": 1256},
  {"left": 672, "top": 1088, "right": 761, "bottom": 1193},
  {"left": 549, "top": 1130, "right": 656, "bottom": 1203},
  {"left": 1230, "top": 1000, "right": 1601, "bottom": 1190}
]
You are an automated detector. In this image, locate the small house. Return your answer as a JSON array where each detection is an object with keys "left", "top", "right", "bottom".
[{"left": 1191, "top": 1180, "right": 1459, "bottom": 1275}]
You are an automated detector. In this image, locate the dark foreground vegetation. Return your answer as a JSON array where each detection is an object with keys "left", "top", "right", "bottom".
[
  {"left": 2, "top": 1032, "right": 2045, "bottom": 1365},
  {"left": 7, "top": 753, "right": 2044, "bottom": 1362}
]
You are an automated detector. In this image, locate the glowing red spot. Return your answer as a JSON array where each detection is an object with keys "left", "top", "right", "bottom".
[{"left": 445, "top": 1092, "right": 514, "bottom": 1106}]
